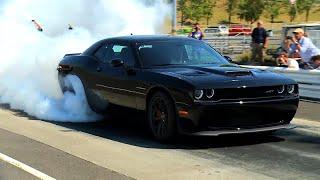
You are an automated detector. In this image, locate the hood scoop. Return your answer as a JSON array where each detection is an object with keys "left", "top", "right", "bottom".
[
  {"left": 177, "top": 70, "right": 207, "bottom": 76},
  {"left": 225, "top": 71, "right": 252, "bottom": 77}
]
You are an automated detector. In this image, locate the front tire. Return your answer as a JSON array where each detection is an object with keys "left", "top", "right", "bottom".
[{"left": 147, "top": 92, "right": 177, "bottom": 141}]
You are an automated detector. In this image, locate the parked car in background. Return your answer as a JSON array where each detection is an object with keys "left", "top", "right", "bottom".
[
  {"left": 219, "top": 25, "right": 229, "bottom": 35},
  {"left": 204, "top": 25, "right": 229, "bottom": 37},
  {"left": 204, "top": 27, "right": 220, "bottom": 37},
  {"left": 229, "top": 24, "right": 251, "bottom": 36}
]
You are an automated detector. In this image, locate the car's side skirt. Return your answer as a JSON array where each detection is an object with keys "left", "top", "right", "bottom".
[
  {"left": 190, "top": 124, "right": 296, "bottom": 136},
  {"left": 96, "top": 84, "right": 146, "bottom": 96}
]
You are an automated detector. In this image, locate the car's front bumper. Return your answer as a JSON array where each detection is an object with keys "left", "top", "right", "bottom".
[{"left": 176, "top": 96, "right": 299, "bottom": 135}]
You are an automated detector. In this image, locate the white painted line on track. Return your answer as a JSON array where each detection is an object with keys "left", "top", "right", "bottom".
[{"left": 0, "top": 152, "right": 56, "bottom": 180}]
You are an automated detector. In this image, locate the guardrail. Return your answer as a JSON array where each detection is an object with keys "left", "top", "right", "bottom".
[{"left": 244, "top": 66, "right": 320, "bottom": 101}]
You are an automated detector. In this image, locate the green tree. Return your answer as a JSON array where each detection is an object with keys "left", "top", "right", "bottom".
[
  {"left": 297, "top": 0, "right": 320, "bottom": 22},
  {"left": 177, "top": 0, "right": 212, "bottom": 24},
  {"left": 288, "top": 4, "right": 297, "bottom": 22},
  {"left": 237, "top": 0, "right": 264, "bottom": 24},
  {"left": 226, "top": 0, "right": 238, "bottom": 24},
  {"left": 177, "top": 0, "right": 189, "bottom": 26},
  {"left": 203, "top": 0, "right": 216, "bottom": 25},
  {"left": 188, "top": 0, "right": 205, "bottom": 22},
  {"left": 264, "top": 0, "right": 285, "bottom": 23}
]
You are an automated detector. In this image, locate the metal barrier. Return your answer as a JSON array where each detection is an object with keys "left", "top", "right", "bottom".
[
  {"left": 244, "top": 66, "right": 320, "bottom": 101},
  {"left": 204, "top": 36, "right": 251, "bottom": 54},
  {"left": 204, "top": 36, "right": 281, "bottom": 55}
]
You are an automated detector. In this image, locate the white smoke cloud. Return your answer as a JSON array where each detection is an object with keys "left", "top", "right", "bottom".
[{"left": 0, "top": 0, "right": 170, "bottom": 122}]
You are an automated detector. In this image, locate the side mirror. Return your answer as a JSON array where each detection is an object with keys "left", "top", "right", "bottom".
[
  {"left": 110, "top": 58, "right": 124, "bottom": 67},
  {"left": 224, "top": 56, "right": 233, "bottom": 62}
]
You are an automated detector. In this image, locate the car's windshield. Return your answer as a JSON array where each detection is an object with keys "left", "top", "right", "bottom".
[{"left": 136, "top": 40, "right": 229, "bottom": 67}]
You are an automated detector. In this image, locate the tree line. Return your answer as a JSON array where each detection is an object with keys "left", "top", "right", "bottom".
[{"left": 178, "top": 0, "right": 320, "bottom": 26}]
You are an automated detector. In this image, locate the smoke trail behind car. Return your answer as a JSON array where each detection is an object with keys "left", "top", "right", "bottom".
[{"left": 0, "top": 0, "right": 170, "bottom": 122}]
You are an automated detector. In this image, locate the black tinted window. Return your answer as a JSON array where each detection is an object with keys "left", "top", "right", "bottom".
[
  {"left": 110, "top": 44, "right": 135, "bottom": 66},
  {"left": 94, "top": 45, "right": 109, "bottom": 62},
  {"left": 137, "top": 40, "right": 228, "bottom": 67}
]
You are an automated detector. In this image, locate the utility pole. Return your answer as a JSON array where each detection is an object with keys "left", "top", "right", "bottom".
[{"left": 171, "top": 0, "right": 177, "bottom": 34}]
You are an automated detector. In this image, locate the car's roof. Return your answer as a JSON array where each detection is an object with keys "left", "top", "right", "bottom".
[
  {"left": 103, "top": 35, "right": 197, "bottom": 43},
  {"left": 82, "top": 35, "right": 200, "bottom": 55}
]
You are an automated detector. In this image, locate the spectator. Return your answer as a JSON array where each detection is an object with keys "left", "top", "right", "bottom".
[
  {"left": 290, "top": 28, "right": 320, "bottom": 63},
  {"left": 188, "top": 23, "right": 204, "bottom": 40},
  {"left": 283, "top": 36, "right": 294, "bottom": 53},
  {"left": 311, "top": 55, "right": 320, "bottom": 70},
  {"left": 282, "top": 36, "right": 301, "bottom": 58},
  {"left": 277, "top": 52, "right": 299, "bottom": 70},
  {"left": 251, "top": 20, "right": 268, "bottom": 64}
]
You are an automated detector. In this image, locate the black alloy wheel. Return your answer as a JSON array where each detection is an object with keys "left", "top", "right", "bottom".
[{"left": 148, "top": 92, "right": 177, "bottom": 141}]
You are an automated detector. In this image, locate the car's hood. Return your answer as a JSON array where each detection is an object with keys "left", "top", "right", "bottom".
[{"left": 150, "top": 64, "right": 296, "bottom": 89}]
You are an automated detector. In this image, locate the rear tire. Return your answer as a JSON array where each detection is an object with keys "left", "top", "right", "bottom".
[
  {"left": 58, "top": 73, "right": 108, "bottom": 114},
  {"left": 147, "top": 92, "right": 177, "bottom": 141},
  {"left": 58, "top": 73, "right": 75, "bottom": 93},
  {"left": 84, "top": 88, "right": 109, "bottom": 114}
]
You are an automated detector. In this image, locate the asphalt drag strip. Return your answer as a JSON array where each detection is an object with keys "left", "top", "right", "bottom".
[
  {"left": 0, "top": 100, "right": 319, "bottom": 179},
  {"left": 0, "top": 128, "right": 132, "bottom": 180},
  {"left": 0, "top": 160, "right": 37, "bottom": 180}
]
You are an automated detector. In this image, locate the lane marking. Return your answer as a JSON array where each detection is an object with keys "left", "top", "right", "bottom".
[{"left": 0, "top": 152, "right": 56, "bottom": 180}]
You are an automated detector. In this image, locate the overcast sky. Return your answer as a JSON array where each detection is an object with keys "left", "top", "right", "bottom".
[
  {"left": 0, "top": 0, "right": 7, "bottom": 13},
  {"left": 0, "top": 2, "right": 4, "bottom": 13}
]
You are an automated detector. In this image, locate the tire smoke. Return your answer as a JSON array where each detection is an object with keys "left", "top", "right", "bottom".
[{"left": 0, "top": 0, "right": 170, "bottom": 122}]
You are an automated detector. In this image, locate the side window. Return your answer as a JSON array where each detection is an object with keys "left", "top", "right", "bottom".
[
  {"left": 94, "top": 44, "right": 109, "bottom": 62},
  {"left": 110, "top": 44, "right": 135, "bottom": 67}
]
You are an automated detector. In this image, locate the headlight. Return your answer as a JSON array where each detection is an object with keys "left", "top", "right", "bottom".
[
  {"left": 194, "top": 90, "right": 204, "bottom": 100},
  {"left": 206, "top": 89, "right": 215, "bottom": 98},
  {"left": 277, "top": 85, "right": 285, "bottom": 94},
  {"left": 287, "top": 85, "right": 295, "bottom": 94}
]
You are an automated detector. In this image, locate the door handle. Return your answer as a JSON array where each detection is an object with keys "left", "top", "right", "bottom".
[{"left": 96, "top": 67, "right": 102, "bottom": 72}]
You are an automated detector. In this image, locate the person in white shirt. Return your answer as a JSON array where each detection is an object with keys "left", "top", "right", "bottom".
[
  {"left": 278, "top": 52, "right": 299, "bottom": 70},
  {"left": 290, "top": 28, "right": 320, "bottom": 63}
]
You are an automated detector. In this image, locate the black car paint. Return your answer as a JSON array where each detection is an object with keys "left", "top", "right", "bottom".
[{"left": 58, "top": 35, "right": 299, "bottom": 134}]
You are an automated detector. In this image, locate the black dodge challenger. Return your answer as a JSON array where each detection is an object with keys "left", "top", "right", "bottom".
[{"left": 58, "top": 35, "right": 299, "bottom": 141}]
